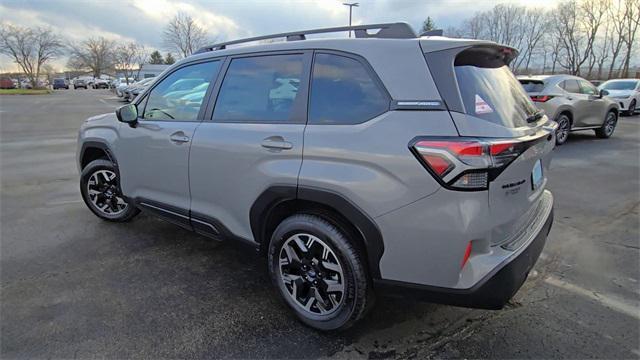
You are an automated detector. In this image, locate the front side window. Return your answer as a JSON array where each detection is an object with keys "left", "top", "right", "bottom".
[
  {"left": 213, "top": 54, "right": 305, "bottom": 123},
  {"left": 143, "top": 61, "right": 220, "bottom": 121},
  {"left": 309, "top": 53, "right": 388, "bottom": 125}
]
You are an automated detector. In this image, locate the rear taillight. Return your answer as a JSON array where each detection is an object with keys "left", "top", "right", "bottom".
[
  {"left": 411, "top": 138, "right": 524, "bottom": 191},
  {"left": 530, "top": 95, "right": 554, "bottom": 102}
]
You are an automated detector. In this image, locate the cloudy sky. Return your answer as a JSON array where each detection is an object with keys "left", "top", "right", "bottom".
[{"left": 0, "top": 0, "right": 561, "bottom": 71}]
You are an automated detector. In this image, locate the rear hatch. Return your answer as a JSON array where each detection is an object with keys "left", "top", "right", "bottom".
[{"left": 421, "top": 42, "right": 556, "bottom": 247}]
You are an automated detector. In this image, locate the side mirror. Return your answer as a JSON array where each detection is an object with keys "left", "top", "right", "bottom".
[
  {"left": 599, "top": 89, "right": 609, "bottom": 97},
  {"left": 116, "top": 104, "right": 138, "bottom": 126}
]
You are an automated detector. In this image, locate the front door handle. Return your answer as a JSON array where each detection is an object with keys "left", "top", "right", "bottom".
[
  {"left": 170, "top": 131, "right": 190, "bottom": 143},
  {"left": 261, "top": 136, "right": 293, "bottom": 150}
]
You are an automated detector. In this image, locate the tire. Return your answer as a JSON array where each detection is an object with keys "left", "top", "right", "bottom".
[
  {"left": 595, "top": 111, "right": 618, "bottom": 138},
  {"left": 555, "top": 113, "right": 571, "bottom": 145},
  {"left": 626, "top": 100, "right": 636, "bottom": 116},
  {"left": 80, "top": 159, "right": 140, "bottom": 222},
  {"left": 268, "top": 214, "right": 372, "bottom": 331}
]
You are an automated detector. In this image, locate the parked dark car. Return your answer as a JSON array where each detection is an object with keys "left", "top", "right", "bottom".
[
  {"left": 53, "top": 78, "right": 69, "bottom": 90},
  {"left": 0, "top": 77, "right": 16, "bottom": 89},
  {"left": 74, "top": 79, "right": 87, "bottom": 89}
]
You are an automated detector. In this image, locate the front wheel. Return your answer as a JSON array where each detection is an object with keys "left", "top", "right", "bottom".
[
  {"left": 595, "top": 111, "right": 617, "bottom": 138},
  {"left": 80, "top": 159, "right": 140, "bottom": 222},
  {"left": 268, "top": 214, "right": 372, "bottom": 331},
  {"left": 626, "top": 100, "right": 636, "bottom": 116}
]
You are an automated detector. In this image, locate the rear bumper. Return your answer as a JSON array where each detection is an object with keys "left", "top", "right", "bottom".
[{"left": 374, "top": 207, "right": 553, "bottom": 309}]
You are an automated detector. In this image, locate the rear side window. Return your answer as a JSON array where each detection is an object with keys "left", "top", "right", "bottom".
[
  {"left": 561, "top": 80, "right": 581, "bottom": 94},
  {"left": 143, "top": 61, "right": 220, "bottom": 121},
  {"left": 213, "top": 54, "right": 305, "bottom": 123},
  {"left": 579, "top": 80, "right": 597, "bottom": 95},
  {"left": 309, "top": 53, "right": 388, "bottom": 125},
  {"left": 519, "top": 80, "right": 545, "bottom": 93},
  {"left": 454, "top": 47, "right": 538, "bottom": 128}
]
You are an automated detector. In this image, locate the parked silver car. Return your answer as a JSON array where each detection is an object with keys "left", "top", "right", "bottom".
[
  {"left": 518, "top": 75, "right": 619, "bottom": 145},
  {"left": 78, "top": 23, "right": 556, "bottom": 330}
]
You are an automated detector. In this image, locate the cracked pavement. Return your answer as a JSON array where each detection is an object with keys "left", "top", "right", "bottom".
[{"left": 1, "top": 90, "right": 639, "bottom": 359}]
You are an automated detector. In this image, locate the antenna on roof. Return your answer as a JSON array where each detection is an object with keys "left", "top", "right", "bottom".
[{"left": 420, "top": 29, "right": 444, "bottom": 37}]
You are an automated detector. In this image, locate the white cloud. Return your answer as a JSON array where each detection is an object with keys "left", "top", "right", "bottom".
[{"left": 131, "top": 0, "right": 244, "bottom": 41}]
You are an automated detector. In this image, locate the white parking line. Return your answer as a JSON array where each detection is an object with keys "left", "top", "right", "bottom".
[{"left": 545, "top": 276, "right": 640, "bottom": 320}]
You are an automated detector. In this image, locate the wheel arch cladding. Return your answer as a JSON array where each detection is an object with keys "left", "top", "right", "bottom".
[
  {"left": 250, "top": 186, "right": 385, "bottom": 279},
  {"left": 80, "top": 141, "right": 116, "bottom": 169}
]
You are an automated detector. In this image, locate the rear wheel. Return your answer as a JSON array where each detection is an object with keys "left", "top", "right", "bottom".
[
  {"left": 268, "top": 214, "right": 372, "bottom": 331},
  {"left": 595, "top": 111, "right": 617, "bottom": 138},
  {"left": 80, "top": 159, "right": 139, "bottom": 222},
  {"left": 555, "top": 114, "right": 571, "bottom": 145}
]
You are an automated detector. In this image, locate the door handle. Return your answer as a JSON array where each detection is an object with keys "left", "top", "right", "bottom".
[
  {"left": 170, "top": 131, "right": 190, "bottom": 143},
  {"left": 261, "top": 136, "right": 293, "bottom": 150}
]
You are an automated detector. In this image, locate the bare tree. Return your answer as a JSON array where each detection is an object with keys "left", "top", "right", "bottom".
[
  {"left": 114, "top": 42, "right": 147, "bottom": 84},
  {"left": 68, "top": 37, "right": 116, "bottom": 78},
  {"left": 513, "top": 8, "right": 549, "bottom": 73},
  {"left": 163, "top": 12, "right": 208, "bottom": 58},
  {"left": 0, "top": 24, "right": 64, "bottom": 88},
  {"left": 553, "top": 0, "right": 607, "bottom": 75},
  {"left": 607, "top": 0, "right": 628, "bottom": 78},
  {"left": 620, "top": 0, "right": 640, "bottom": 77}
]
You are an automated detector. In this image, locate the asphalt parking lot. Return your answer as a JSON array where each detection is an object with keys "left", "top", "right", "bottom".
[{"left": 1, "top": 89, "right": 639, "bottom": 359}]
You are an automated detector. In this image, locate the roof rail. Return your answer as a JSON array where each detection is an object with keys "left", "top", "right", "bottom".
[{"left": 194, "top": 22, "right": 417, "bottom": 54}]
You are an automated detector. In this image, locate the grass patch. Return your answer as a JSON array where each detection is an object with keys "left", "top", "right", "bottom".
[{"left": 0, "top": 89, "right": 52, "bottom": 95}]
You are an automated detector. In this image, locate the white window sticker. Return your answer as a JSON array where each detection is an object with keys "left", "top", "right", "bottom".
[{"left": 475, "top": 95, "right": 493, "bottom": 114}]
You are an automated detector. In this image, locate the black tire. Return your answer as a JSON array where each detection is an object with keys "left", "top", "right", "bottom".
[
  {"left": 626, "top": 100, "right": 636, "bottom": 116},
  {"left": 268, "top": 214, "right": 372, "bottom": 331},
  {"left": 80, "top": 159, "right": 140, "bottom": 222},
  {"left": 555, "top": 113, "right": 571, "bottom": 145},
  {"left": 595, "top": 111, "right": 617, "bottom": 138}
]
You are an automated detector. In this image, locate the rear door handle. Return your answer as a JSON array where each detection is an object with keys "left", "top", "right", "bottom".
[
  {"left": 261, "top": 136, "right": 293, "bottom": 150},
  {"left": 170, "top": 131, "right": 190, "bottom": 143}
]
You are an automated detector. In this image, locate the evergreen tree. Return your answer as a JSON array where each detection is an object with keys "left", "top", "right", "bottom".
[
  {"left": 165, "top": 52, "right": 176, "bottom": 65},
  {"left": 149, "top": 50, "right": 164, "bottom": 64},
  {"left": 420, "top": 17, "right": 437, "bottom": 33}
]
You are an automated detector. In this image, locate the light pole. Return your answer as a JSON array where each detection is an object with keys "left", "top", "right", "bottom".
[{"left": 343, "top": 2, "right": 359, "bottom": 38}]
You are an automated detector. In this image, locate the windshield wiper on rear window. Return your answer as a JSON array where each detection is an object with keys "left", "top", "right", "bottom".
[{"left": 526, "top": 110, "right": 543, "bottom": 123}]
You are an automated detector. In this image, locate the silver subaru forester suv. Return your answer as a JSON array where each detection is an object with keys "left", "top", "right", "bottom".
[{"left": 77, "top": 23, "right": 556, "bottom": 330}]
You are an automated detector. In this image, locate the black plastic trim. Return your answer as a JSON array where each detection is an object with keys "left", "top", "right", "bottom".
[
  {"left": 190, "top": 210, "right": 257, "bottom": 249},
  {"left": 79, "top": 141, "right": 117, "bottom": 168},
  {"left": 374, "top": 208, "right": 553, "bottom": 309},
  {"left": 250, "top": 185, "right": 385, "bottom": 279},
  {"left": 135, "top": 198, "right": 192, "bottom": 231}
]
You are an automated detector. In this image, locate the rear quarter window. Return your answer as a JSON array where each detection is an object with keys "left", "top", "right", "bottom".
[{"left": 308, "top": 53, "right": 389, "bottom": 125}]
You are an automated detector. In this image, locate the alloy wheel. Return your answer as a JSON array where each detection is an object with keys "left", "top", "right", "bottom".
[
  {"left": 86, "top": 169, "right": 128, "bottom": 216},
  {"left": 604, "top": 112, "right": 616, "bottom": 136},
  {"left": 556, "top": 117, "right": 570, "bottom": 143},
  {"left": 278, "top": 233, "right": 345, "bottom": 316}
]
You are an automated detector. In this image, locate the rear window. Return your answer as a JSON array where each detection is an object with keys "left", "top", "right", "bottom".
[
  {"left": 454, "top": 47, "right": 538, "bottom": 127},
  {"left": 518, "top": 79, "right": 545, "bottom": 93}
]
